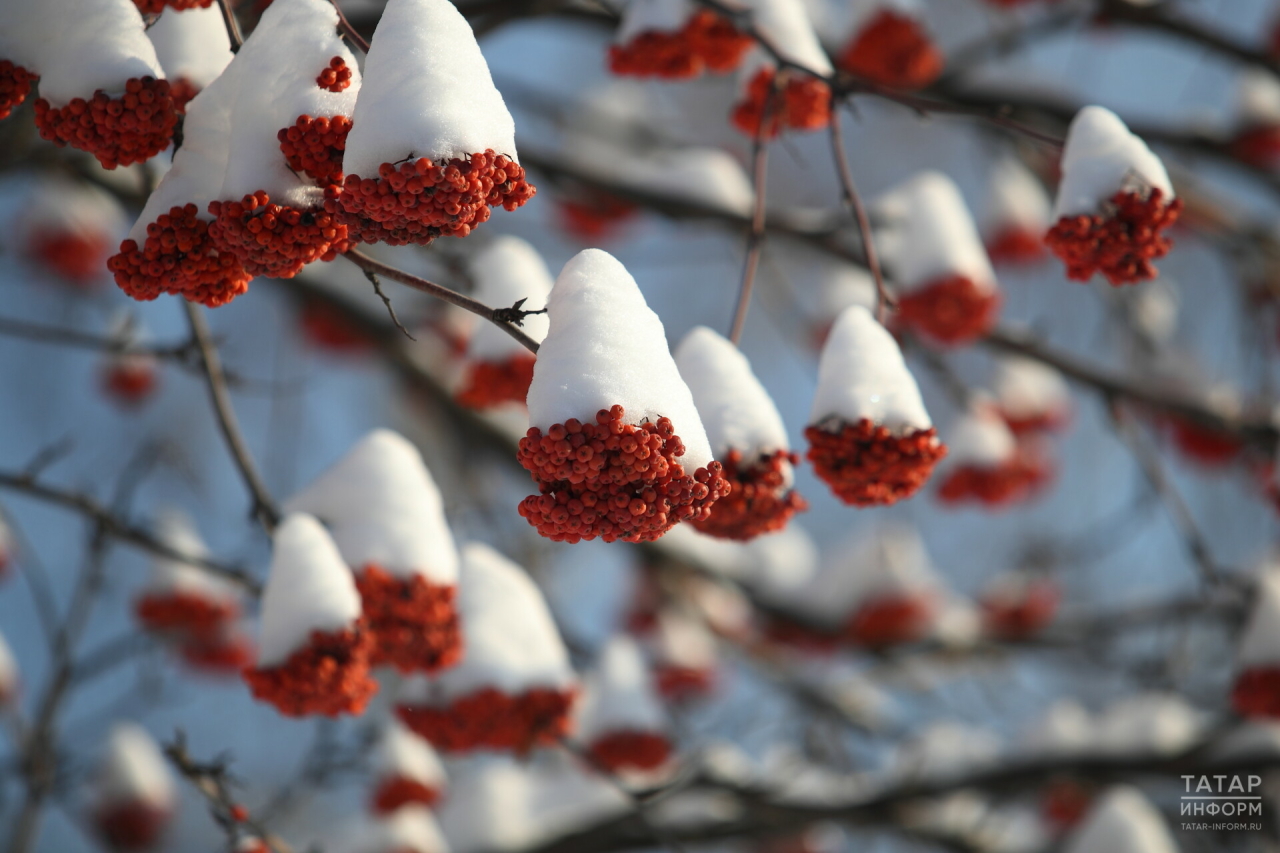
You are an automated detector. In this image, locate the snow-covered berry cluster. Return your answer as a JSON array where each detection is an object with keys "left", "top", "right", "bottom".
[
  {"left": 34, "top": 76, "right": 178, "bottom": 169},
  {"left": 133, "top": 0, "right": 214, "bottom": 11},
  {"left": 1045, "top": 188, "right": 1183, "bottom": 286},
  {"left": 0, "top": 60, "right": 36, "bottom": 119},
  {"left": 278, "top": 114, "right": 352, "bottom": 184},
  {"left": 837, "top": 8, "right": 942, "bottom": 90},
  {"left": 109, "top": 203, "right": 252, "bottom": 307},
  {"left": 732, "top": 68, "right": 831, "bottom": 138},
  {"left": 609, "top": 8, "right": 752, "bottom": 79},
  {"left": 806, "top": 418, "right": 947, "bottom": 507},
  {"left": 208, "top": 191, "right": 349, "bottom": 278},
  {"left": 691, "top": 449, "right": 807, "bottom": 540},
  {"left": 316, "top": 55, "right": 353, "bottom": 92}
]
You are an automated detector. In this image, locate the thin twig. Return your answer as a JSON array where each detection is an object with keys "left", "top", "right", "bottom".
[
  {"left": 359, "top": 268, "right": 415, "bottom": 340},
  {"left": 328, "top": 0, "right": 371, "bottom": 51},
  {"left": 182, "top": 302, "right": 282, "bottom": 533},
  {"left": 342, "top": 249, "right": 541, "bottom": 353},
  {"left": 728, "top": 80, "right": 777, "bottom": 345},
  {"left": 828, "top": 96, "right": 895, "bottom": 324},
  {"left": 216, "top": 0, "right": 245, "bottom": 50}
]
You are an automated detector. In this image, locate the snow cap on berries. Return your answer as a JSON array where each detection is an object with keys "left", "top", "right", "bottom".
[
  {"left": 577, "top": 636, "right": 667, "bottom": 742},
  {"left": 144, "top": 510, "right": 239, "bottom": 604},
  {"left": 1236, "top": 69, "right": 1280, "bottom": 127},
  {"left": 437, "top": 758, "right": 536, "bottom": 852},
  {"left": 527, "top": 248, "right": 715, "bottom": 472},
  {"left": 739, "top": 0, "right": 833, "bottom": 76},
  {"left": 1063, "top": 787, "right": 1178, "bottom": 853},
  {"left": 778, "top": 240, "right": 876, "bottom": 330},
  {"left": 675, "top": 325, "right": 791, "bottom": 463},
  {"left": 374, "top": 721, "right": 448, "bottom": 795},
  {"left": 1053, "top": 106, "right": 1174, "bottom": 220},
  {"left": 944, "top": 403, "right": 1017, "bottom": 468},
  {"left": 652, "top": 608, "right": 717, "bottom": 672},
  {"left": 809, "top": 305, "right": 931, "bottom": 431},
  {"left": 403, "top": 543, "right": 574, "bottom": 699},
  {"left": 991, "top": 356, "right": 1070, "bottom": 428},
  {"left": 147, "top": 3, "right": 233, "bottom": 90},
  {"left": 17, "top": 177, "right": 127, "bottom": 273},
  {"left": 875, "top": 171, "right": 997, "bottom": 296},
  {"left": 983, "top": 157, "right": 1051, "bottom": 241},
  {"left": 616, "top": 0, "right": 697, "bottom": 43},
  {"left": 0, "top": 629, "right": 17, "bottom": 703},
  {"left": 343, "top": 0, "right": 518, "bottom": 177},
  {"left": 256, "top": 514, "right": 363, "bottom": 667},
  {"left": 466, "top": 236, "right": 552, "bottom": 362},
  {"left": 93, "top": 724, "right": 175, "bottom": 812},
  {"left": 742, "top": 524, "right": 819, "bottom": 591},
  {"left": 285, "top": 429, "right": 459, "bottom": 585},
  {"left": 1237, "top": 571, "right": 1280, "bottom": 668},
  {"left": 218, "top": 0, "right": 359, "bottom": 206},
  {"left": 21, "top": 0, "right": 163, "bottom": 106}
]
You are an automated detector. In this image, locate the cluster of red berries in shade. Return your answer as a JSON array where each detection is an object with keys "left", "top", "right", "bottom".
[
  {"left": 131, "top": 0, "right": 214, "bottom": 11},
  {"left": 168, "top": 77, "right": 200, "bottom": 115},
  {"left": 109, "top": 203, "right": 252, "bottom": 307},
  {"left": 372, "top": 775, "right": 441, "bottom": 814},
  {"left": 690, "top": 449, "right": 807, "bottom": 541},
  {"left": 1041, "top": 778, "right": 1094, "bottom": 833},
  {"left": 354, "top": 565, "right": 461, "bottom": 674},
  {"left": 732, "top": 69, "right": 832, "bottom": 139},
  {"left": 455, "top": 355, "right": 537, "bottom": 410},
  {"left": 936, "top": 446, "right": 1053, "bottom": 508},
  {"left": 29, "top": 227, "right": 112, "bottom": 286},
  {"left": 279, "top": 114, "right": 352, "bottom": 184},
  {"left": 1228, "top": 125, "right": 1280, "bottom": 170},
  {"left": 102, "top": 355, "right": 159, "bottom": 407},
  {"left": 653, "top": 663, "right": 716, "bottom": 702},
  {"left": 837, "top": 10, "right": 943, "bottom": 91},
  {"left": 299, "top": 300, "right": 373, "bottom": 352},
  {"left": 93, "top": 801, "right": 171, "bottom": 852},
  {"left": 316, "top": 56, "right": 353, "bottom": 92},
  {"left": 1045, "top": 188, "right": 1184, "bottom": 286},
  {"left": 0, "top": 60, "right": 35, "bottom": 120},
  {"left": 330, "top": 150, "right": 535, "bottom": 246},
  {"left": 208, "top": 191, "right": 350, "bottom": 278},
  {"left": 895, "top": 275, "right": 1002, "bottom": 346},
  {"left": 587, "top": 730, "right": 672, "bottom": 773},
  {"left": 34, "top": 76, "right": 178, "bottom": 169},
  {"left": 980, "top": 578, "right": 1060, "bottom": 640},
  {"left": 608, "top": 10, "right": 753, "bottom": 79},
  {"left": 396, "top": 686, "right": 577, "bottom": 753},
  {"left": 1161, "top": 415, "right": 1243, "bottom": 468},
  {"left": 516, "top": 405, "right": 731, "bottom": 544},
  {"left": 805, "top": 418, "right": 947, "bottom": 507},
  {"left": 556, "top": 194, "right": 636, "bottom": 241},
  {"left": 134, "top": 587, "right": 250, "bottom": 674},
  {"left": 846, "top": 592, "right": 937, "bottom": 647},
  {"left": 986, "top": 225, "right": 1047, "bottom": 266},
  {"left": 1232, "top": 666, "right": 1280, "bottom": 719},
  {"left": 1000, "top": 404, "right": 1070, "bottom": 437},
  {"left": 178, "top": 630, "right": 255, "bottom": 675},
  {"left": 242, "top": 625, "right": 379, "bottom": 717}
]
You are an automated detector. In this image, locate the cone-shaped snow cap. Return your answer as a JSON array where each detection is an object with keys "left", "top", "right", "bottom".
[
  {"left": 1053, "top": 106, "right": 1173, "bottom": 220},
  {"left": 617, "top": 0, "right": 696, "bottom": 42},
  {"left": 343, "top": 0, "right": 518, "bottom": 177},
  {"left": 876, "top": 171, "right": 996, "bottom": 295},
  {"left": 983, "top": 157, "right": 1050, "bottom": 236},
  {"left": 218, "top": 0, "right": 360, "bottom": 204},
  {"left": 145, "top": 510, "right": 238, "bottom": 602},
  {"left": 653, "top": 609, "right": 717, "bottom": 671},
  {"left": 467, "top": 237, "right": 552, "bottom": 362},
  {"left": 285, "top": 429, "right": 459, "bottom": 584},
  {"left": 991, "top": 356, "right": 1070, "bottom": 426},
  {"left": 374, "top": 721, "right": 447, "bottom": 789},
  {"left": 742, "top": 0, "right": 833, "bottom": 74},
  {"left": 148, "top": 4, "right": 233, "bottom": 89},
  {"left": 1238, "top": 571, "right": 1280, "bottom": 668},
  {"left": 23, "top": 0, "right": 163, "bottom": 105},
  {"left": 675, "top": 325, "right": 790, "bottom": 461},
  {"left": 809, "top": 305, "right": 931, "bottom": 430},
  {"left": 257, "top": 514, "right": 363, "bottom": 667},
  {"left": 408, "top": 543, "right": 574, "bottom": 698},
  {"left": 1063, "top": 787, "right": 1178, "bottom": 853},
  {"left": 578, "top": 636, "right": 667, "bottom": 740},
  {"left": 94, "top": 723, "right": 175, "bottom": 810},
  {"left": 437, "top": 757, "right": 535, "bottom": 853},
  {"left": 528, "top": 248, "right": 714, "bottom": 471},
  {"left": 945, "top": 405, "right": 1016, "bottom": 467}
]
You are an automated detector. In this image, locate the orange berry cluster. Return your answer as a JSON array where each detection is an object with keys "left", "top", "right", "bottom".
[
  {"left": 242, "top": 624, "right": 379, "bottom": 717},
  {"left": 109, "top": 203, "right": 252, "bottom": 307},
  {"left": 371, "top": 775, "right": 441, "bottom": 814},
  {"left": 986, "top": 225, "right": 1046, "bottom": 266},
  {"left": 102, "top": 357, "right": 159, "bottom": 406},
  {"left": 846, "top": 592, "right": 936, "bottom": 647},
  {"left": 1227, "top": 125, "right": 1280, "bottom": 170},
  {"left": 556, "top": 193, "right": 636, "bottom": 241},
  {"left": 896, "top": 275, "right": 1002, "bottom": 346},
  {"left": 1162, "top": 415, "right": 1242, "bottom": 468},
  {"left": 92, "top": 801, "right": 171, "bottom": 851},
  {"left": 1045, "top": 188, "right": 1183, "bottom": 285},
  {"left": 936, "top": 452, "right": 1051, "bottom": 507},
  {"left": 805, "top": 418, "right": 947, "bottom": 507},
  {"left": 34, "top": 76, "right": 177, "bottom": 169},
  {"left": 654, "top": 664, "right": 714, "bottom": 702},
  {"left": 168, "top": 76, "right": 199, "bottom": 115},
  {"left": 316, "top": 56, "right": 353, "bottom": 92},
  {"left": 1000, "top": 405, "right": 1069, "bottom": 436},
  {"left": 608, "top": 9, "right": 753, "bottom": 79},
  {"left": 355, "top": 565, "right": 461, "bottom": 674},
  {"left": 1232, "top": 666, "right": 1280, "bottom": 719},
  {"left": 298, "top": 300, "right": 372, "bottom": 352},
  {"left": 732, "top": 68, "right": 831, "bottom": 139},
  {"left": 980, "top": 580, "right": 1060, "bottom": 640},
  {"left": 134, "top": 591, "right": 238, "bottom": 639},
  {"left": 208, "top": 190, "right": 349, "bottom": 278},
  {"left": 132, "top": 0, "right": 214, "bottom": 11},
  {"left": 690, "top": 448, "right": 807, "bottom": 541},
  {"left": 0, "top": 60, "right": 36, "bottom": 120},
  {"left": 178, "top": 630, "right": 255, "bottom": 676},
  {"left": 30, "top": 227, "right": 112, "bottom": 286},
  {"left": 837, "top": 9, "right": 943, "bottom": 91},
  {"left": 279, "top": 114, "right": 352, "bottom": 184},
  {"left": 396, "top": 686, "right": 576, "bottom": 753},
  {"left": 455, "top": 354, "right": 536, "bottom": 410},
  {"left": 761, "top": 615, "right": 843, "bottom": 653},
  {"left": 329, "top": 150, "right": 535, "bottom": 246},
  {"left": 516, "top": 405, "right": 731, "bottom": 543},
  {"left": 587, "top": 730, "right": 672, "bottom": 773}
]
